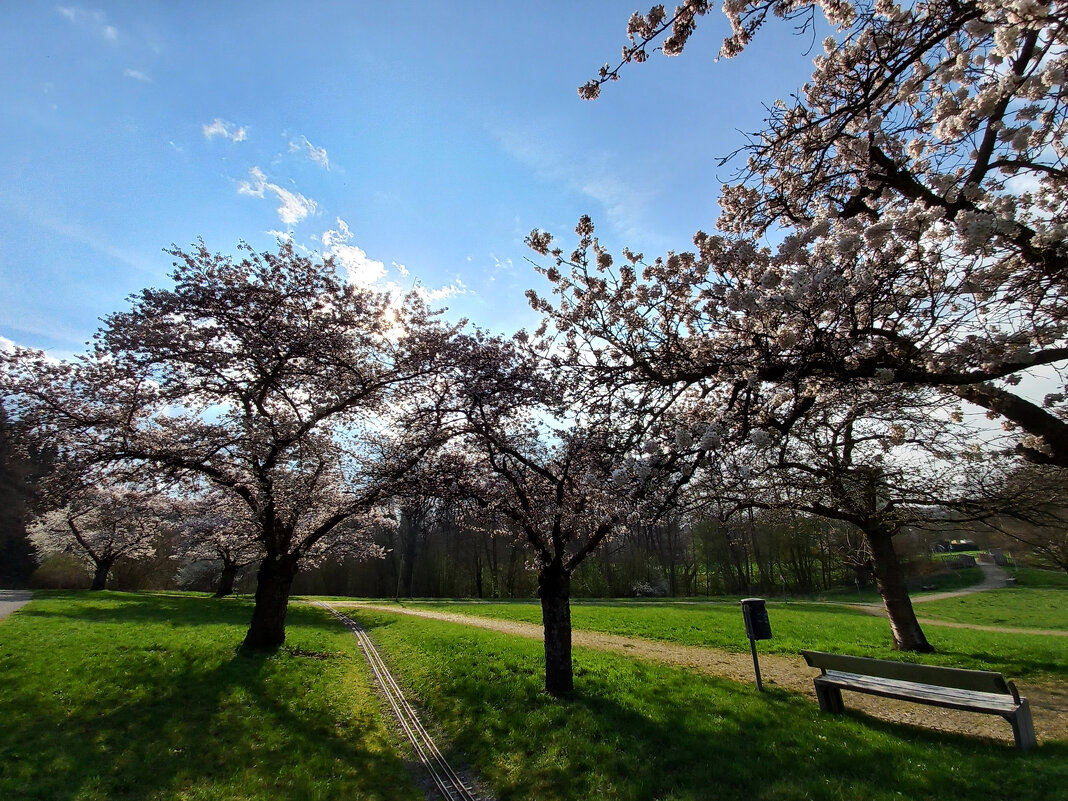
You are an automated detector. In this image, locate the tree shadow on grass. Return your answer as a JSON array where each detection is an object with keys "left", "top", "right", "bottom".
[
  {"left": 0, "top": 600, "right": 418, "bottom": 801},
  {"left": 17, "top": 592, "right": 346, "bottom": 638}
]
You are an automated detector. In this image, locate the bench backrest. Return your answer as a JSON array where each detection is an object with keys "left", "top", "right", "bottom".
[{"left": 800, "top": 650, "right": 1011, "bottom": 695}]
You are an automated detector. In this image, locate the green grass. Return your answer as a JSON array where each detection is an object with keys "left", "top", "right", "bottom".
[
  {"left": 386, "top": 598, "right": 1068, "bottom": 680},
  {"left": 352, "top": 609, "right": 1068, "bottom": 801},
  {"left": 0, "top": 591, "right": 422, "bottom": 801},
  {"left": 1008, "top": 567, "right": 1068, "bottom": 589},
  {"left": 917, "top": 589, "right": 1068, "bottom": 631},
  {"left": 931, "top": 549, "right": 987, "bottom": 561}
]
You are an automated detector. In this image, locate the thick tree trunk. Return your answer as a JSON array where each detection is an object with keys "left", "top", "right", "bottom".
[
  {"left": 90, "top": 559, "right": 112, "bottom": 591},
  {"left": 865, "top": 525, "right": 933, "bottom": 653},
  {"left": 242, "top": 554, "right": 299, "bottom": 651},
  {"left": 538, "top": 560, "right": 573, "bottom": 694},
  {"left": 214, "top": 561, "right": 238, "bottom": 598}
]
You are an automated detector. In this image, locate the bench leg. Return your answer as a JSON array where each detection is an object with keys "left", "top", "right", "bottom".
[
  {"left": 1008, "top": 701, "right": 1037, "bottom": 751},
  {"left": 813, "top": 680, "right": 844, "bottom": 714}
]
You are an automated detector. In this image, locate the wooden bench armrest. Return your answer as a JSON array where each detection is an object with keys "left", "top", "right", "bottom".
[{"left": 1006, "top": 680, "right": 1022, "bottom": 705}]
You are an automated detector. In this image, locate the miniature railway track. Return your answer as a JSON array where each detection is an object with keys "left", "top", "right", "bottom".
[{"left": 315, "top": 603, "right": 481, "bottom": 801}]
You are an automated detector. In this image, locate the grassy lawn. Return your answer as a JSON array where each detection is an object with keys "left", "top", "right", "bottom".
[
  {"left": 389, "top": 598, "right": 1068, "bottom": 680},
  {"left": 352, "top": 609, "right": 1068, "bottom": 801},
  {"left": 917, "top": 589, "right": 1068, "bottom": 631},
  {"left": 0, "top": 591, "right": 422, "bottom": 801},
  {"left": 1008, "top": 567, "right": 1068, "bottom": 589}
]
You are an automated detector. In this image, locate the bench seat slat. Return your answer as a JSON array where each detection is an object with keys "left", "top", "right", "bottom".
[
  {"left": 817, "top": 671, "right": 1020, "bottom": 715},
  {"left": 801, "top": 650, "right": 1009, "bottom": 694}
]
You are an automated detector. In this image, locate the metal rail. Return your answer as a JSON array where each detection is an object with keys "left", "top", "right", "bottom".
[{"left": 315, "top": 603, "right": 480, "bottom": 801}]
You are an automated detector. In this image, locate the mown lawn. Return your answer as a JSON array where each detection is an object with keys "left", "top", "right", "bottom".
[
  {"left": 1008, "top": 567, "right": 1068, "bottom": 589},
  {"left": 0, "top": 591, "right": 421, "bottom": 801},
  {"left": 389, "top": 597, "right": 1068, "bottom": 680},
  {"left": 353, "top": 609, "right": 1068, "bottom": 801},
  {"left": 917, "top": 588, "right": 1068, "bottom": 631}
]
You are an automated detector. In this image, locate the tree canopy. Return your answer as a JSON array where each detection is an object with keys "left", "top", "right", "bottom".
[
  {"left": 540, "top": 0, "right": 1068, "bottom": 465},
  {"left": 3, "top": 242, "right": 456, "bottom": 648}
]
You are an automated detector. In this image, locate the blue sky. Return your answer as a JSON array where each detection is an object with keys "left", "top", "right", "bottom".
[{"left": 1, "top": 2, "right": 820, "bottom": 356}]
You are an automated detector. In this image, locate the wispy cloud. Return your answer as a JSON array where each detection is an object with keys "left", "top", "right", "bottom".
[
  {"left": 238, "top": 166, "right": 317, "bottom": 227},
  {"left": 203, "top": 118, "right": 247, "bottom": 142},
  {"left": 57, "top": 6, "right": 118, "bottom": 42},
  {"left": 288, "top": 135, "right": 330, "bottom": 169},
  {"left": 321, "top": 218, "right": 386, "bottom": 286},
  {"left": 123, "top": 68, "right": 151, "bottom": 83},
  {"left": 0, "top": 191, "right": 157, "bottom": 277},
  {"left": 493, "top": 124, "right": 662, "bottom": 246}
]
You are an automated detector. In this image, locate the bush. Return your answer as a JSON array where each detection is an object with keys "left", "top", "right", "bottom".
[{"left": 28, "top": 554, "right": 90, "bottom": 590}]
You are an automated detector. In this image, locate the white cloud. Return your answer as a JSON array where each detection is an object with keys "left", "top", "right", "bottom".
[
  {"left": 0, "top": 335, "right": 15, "bottom": 353},
  {"left": 203, "top": 118, "right": 247, "bottom": 142},
  {"left": 57, "top": 7, "right": 118, "bottom": 43},
  {"left": 265, "top": 229, "right": 294, "bottom": 242},
  {"left": 288, "top": 135, "right": 330, "bottom": 169},
  {"left": 321, "top": 218, "right": 386, "bottom": 286},
  {"left": 237, "top": 167, "right": 318, "bottom": 227},
  {"left": 123, "top": 69, "right": 151, "bottom": 83},
  {"left": 413, "top": 279, "right": 467, "bottom": 304},
  {"left": 394, "top": 262, "right": 410, "bottom": 277}
]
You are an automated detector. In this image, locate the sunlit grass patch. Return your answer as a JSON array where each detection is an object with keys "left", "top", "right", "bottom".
[{"left": 918, "top": 588, "right": 1068, "bottom": 631}]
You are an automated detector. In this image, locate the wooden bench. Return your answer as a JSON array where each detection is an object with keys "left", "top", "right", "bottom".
[{"left": 801, "top": 650, "right": 1036, "bottom": 750}]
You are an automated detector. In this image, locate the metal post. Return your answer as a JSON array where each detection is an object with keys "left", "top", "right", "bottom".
[{"left": 749, "top": 636, "right": 763, "bottom": 691}]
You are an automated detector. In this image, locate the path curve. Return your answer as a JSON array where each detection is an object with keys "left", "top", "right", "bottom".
[
  {"left": 335, "top": 601, "right": 1068, "bottom": 746},
  {"left": 0, "top": 590, "right": 31, "bottom": 622},
  {"left": 911, "top": 563, "right": 1010, "bottom": 603},
  {"left": 847, "top": 565, "right": 1068, "bottom": 637}
]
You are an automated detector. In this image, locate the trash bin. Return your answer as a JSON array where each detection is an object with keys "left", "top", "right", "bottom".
[{"left": 741, "top": 597, "right": 772, "bottom": 641}]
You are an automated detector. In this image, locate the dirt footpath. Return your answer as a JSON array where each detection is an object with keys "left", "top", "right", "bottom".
[{"left": 342, "top": 602, "right": 1068, "bottom": 747}]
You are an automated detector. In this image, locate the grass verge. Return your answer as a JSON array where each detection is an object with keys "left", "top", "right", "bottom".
[
  {"left": 0, "top": 591, "right": 422, "bottom": 801},
  {"left": 353, "top": 609, "right": 1068, "bottom": 801}
]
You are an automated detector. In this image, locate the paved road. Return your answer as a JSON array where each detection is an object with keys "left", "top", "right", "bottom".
[{"left": 0, "top": 590, "right": 32, "bottom": 621}]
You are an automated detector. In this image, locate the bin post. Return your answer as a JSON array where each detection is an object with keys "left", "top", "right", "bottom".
[{"left": 748, "top": 635, "right": 764, "bottom": 691}]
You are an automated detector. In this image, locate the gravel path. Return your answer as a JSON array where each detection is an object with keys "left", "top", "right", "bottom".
[
  {"left": 0, "top": 590, "right": 31, "bottom": 622},
  {"left": 344, "top": 601, "right": 1068, "bottom": 747},
  {"left": 910, "top": 563, "right": 1010, "bottom": 603}
]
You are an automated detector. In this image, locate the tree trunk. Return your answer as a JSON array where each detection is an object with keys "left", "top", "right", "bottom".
[
  {"left": 214, "top": 561, "right": 238, "bottom": 598},
  {"left": 865, "top": 524, "right": 933, "bottom": 652},
  {"left": 538, "top": 560, "right": 573, "bottom": 694},
  {"left": 90, "top": 559, "right": 112, "bottom": 591},
  {"left": 242, "top": 554, "right": 299, "bottom": 651}
]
